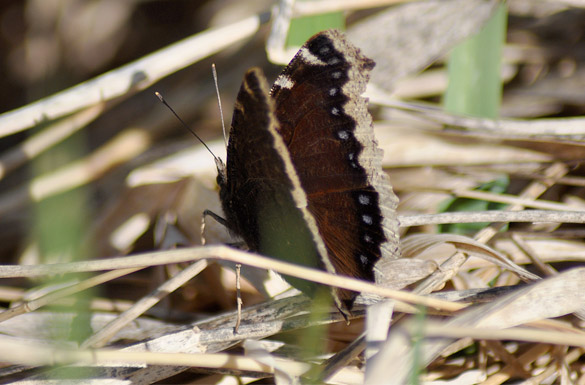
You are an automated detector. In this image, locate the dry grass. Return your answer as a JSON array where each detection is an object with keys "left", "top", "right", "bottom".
[{"left": 0, "top": 0, "right": 584, "bottom": 384}]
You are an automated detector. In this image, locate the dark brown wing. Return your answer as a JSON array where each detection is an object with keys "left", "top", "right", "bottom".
[
  {"left": 218, "top": 68, "right": 339, "bottom": 305},
  {"left": 271, "top": 30, "right": 400, "bottom": 307}
]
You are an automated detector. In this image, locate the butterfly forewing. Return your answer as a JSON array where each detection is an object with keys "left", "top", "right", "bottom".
[{"left": 270, "top": 30, "right": 400, "bottom": 306}]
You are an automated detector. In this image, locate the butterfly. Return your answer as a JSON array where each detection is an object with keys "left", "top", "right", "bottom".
[{"left": 214, "top": 29, "right": 400, "bottom": 315}]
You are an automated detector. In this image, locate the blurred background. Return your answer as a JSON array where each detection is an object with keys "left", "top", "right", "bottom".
[
  {"left": 0, "top": 0, "right": 584, "bottom": 349},
  {"left": 1, "top": 1, "right": 585, "bottom": 383}
]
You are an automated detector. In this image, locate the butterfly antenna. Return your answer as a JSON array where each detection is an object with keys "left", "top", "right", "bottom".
[
  {"left": 212, "top": 64, "right": 228, "bottom": 148},
  {"left": 155, "top": 91, "right": 220, "bottom": 165}
]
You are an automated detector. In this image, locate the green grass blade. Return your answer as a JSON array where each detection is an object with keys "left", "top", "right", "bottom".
[
  {"left": 444, "top": 3, "right": 507, "bottom": 119},
  {"left": 441, "top": 4, "right": 509, "bottom": 234},
  {"left": 286, "top": 3, "right": 344, "bottom": 47}
]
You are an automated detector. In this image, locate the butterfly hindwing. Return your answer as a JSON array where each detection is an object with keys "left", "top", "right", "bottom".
[{"left": 219, "top": 67, "right": 339, "bottom": 306}]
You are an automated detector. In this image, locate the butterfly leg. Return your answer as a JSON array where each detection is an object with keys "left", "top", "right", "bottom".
[
  {"left": 201, "top": 209, "right": 229, "bottom": 245},
  {"left": 201, "top": 209, "right": 244, "bottom": 333},
  {"left": 201, "top": 209, "right": 246, "bottom": 248}
]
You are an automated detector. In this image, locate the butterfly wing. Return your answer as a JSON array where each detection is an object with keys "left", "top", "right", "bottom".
[
  {"left": 219, "top": 67, "right": 340, "bottom": 305},
  {"left": 271, "top": 30, "right": 400, "bottom": 307}
]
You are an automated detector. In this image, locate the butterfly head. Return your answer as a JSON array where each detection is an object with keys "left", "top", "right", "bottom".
[{"left": 214, "top": 157, "right": 227, "bottom": 189}]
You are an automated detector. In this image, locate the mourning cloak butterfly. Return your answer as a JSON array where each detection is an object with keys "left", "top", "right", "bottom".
[{"left": 216, "top": 29, "right": 400, "bottom": 314}]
